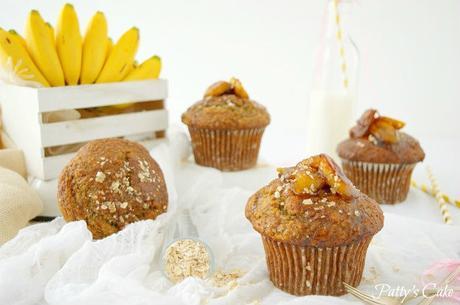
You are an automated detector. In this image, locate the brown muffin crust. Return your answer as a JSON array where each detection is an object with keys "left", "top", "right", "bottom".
[
  {"left": 245, "top": 155, "right": 384, "bottom": 247},
  {"left": 182, "top": 94, "right": 270, "bottom": 130},
  {"left": 58, "top": 138, "right": 168, "bottom": 239},
  {"left": 337, "top": 132, "right": 425, "bottom": 164}
]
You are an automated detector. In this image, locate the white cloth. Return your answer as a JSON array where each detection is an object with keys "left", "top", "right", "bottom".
[{"left": 0, "top": 133, "right": 459, "bottom": 305}]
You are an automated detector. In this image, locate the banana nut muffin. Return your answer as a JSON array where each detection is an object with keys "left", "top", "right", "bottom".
[
  {"left": 337, "top": 109, "right": 425, "bottom": 204},
  {"left": 182, "top": 78, "right": 270, "bottom": 171},
  {"left": 58, "top": 138, "right": 168, "bottom": 239},
  {"left": 246, "top": 154, "right": 384, "bottom": 296}
]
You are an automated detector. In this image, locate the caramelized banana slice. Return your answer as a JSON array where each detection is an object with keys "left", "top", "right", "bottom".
[
  {"left": 357, "top": 109, "right": 378, "bottom": 127},
  {"left": 290, "top": 154, "right": 356, "bottom": 197},
  {"left": 350, "top": 109, "right": 377, "bottom": 138},
  {"left": 292, "top": 171, "right": 326, "bottom": 195},
  {"left": 369, "top": 118, "right": 398, "bottom": 144},
  {"left": 314, "top": 155, "right": 355, "bottom": 196},
  {"left": 276, "top": 167, "right": 285, "bottom": 175},
  {"left": 204, "top": 81, "right": 231, "bottom": 98},
  {"left": 230, "top": 77, "right": 249, "bottom": 99},
  {"left": 378, "top": 116, "right": 405, "bottom": 130},
  {"left": 350, "top": 124, "right": 369, "bottom": 138}
]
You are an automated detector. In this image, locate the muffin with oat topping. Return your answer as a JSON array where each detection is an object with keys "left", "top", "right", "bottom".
[
  {"left": 337, "top": 109, "right": 425, "bottom": 204},
  {"left": 58, "top": 138, "right": 168, "bottom": 239},
  {"left": 181, "top": 78, "right": 270, "bottom": 171},
  {"left": 245, "top": 154, "right": 383, "bottom": 296}
]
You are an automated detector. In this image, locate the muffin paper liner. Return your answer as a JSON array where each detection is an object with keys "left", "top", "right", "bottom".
[
  {"left": 341, "top": 160, "right": 417, "bottom": 204},
  {"left": 187, "top": 127, "right": 265, "bottom": 171},
  {"left": 261, "top": 235, "right": 372, "bottom": 296}
]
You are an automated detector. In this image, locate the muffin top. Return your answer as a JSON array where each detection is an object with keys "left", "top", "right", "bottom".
[
  {"left": 337, "top": 109, "right": 425, "bottom": 164},
  {"left": 245, "top": 154, "right": 384, "bottom": 247},
  {"left": 181, "top": 78, "right": 270, "bottom": 129},
  {"left": 58, "top": 138, "right": 168, "bottom": 239}
]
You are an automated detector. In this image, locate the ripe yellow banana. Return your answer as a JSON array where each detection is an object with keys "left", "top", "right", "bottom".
[
  {"left": 0, "top": 28, "right": 49, "bottom": 86},
  {"left": 45, "top": 22, "right": 54, "bottom": 45},
  {"left": 106, "top": 37, "right": 113, "bottom": 58},
  {"left": 8, "top": 30, "right": 27, "bottom": 48},
  {"left": 56, "top": 3, "right": 82, "bottom": 85},
  {"left": 26, "top": 10, "right": 65, "bottom": 86},
  {"left": 114, "top": 58, "right": 160, "bottom": 109},
  {"left": 80, "top": 11, "right": 108, "bottom": 84},
  {"left": 124, "top": 55, "right": 161, "bottom": 81},
  {"left": 96, "top": 27, "right": 139, "bottom": 83},
  {"left": 125, "top": 60, "right": 137, "bottom": 76},
  {"left": 110, "top": 61, "right": 140, "bottom": 109}
]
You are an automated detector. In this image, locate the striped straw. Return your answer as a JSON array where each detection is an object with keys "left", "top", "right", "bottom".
[
  {"left": 426, "top": 167, "right": 453, "bottom": 225},
  {"left": 411, "top": 180, "right": 460, "bottom": 208},
  {"left": 333, "top": 0, "right": 349, "bottom": 89}
]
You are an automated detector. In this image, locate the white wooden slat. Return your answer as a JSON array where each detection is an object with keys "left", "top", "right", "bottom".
[
  {"left": 40, "top": 109, "right": 169, "bottom": 147},
  {"left": 0, "top": 83, "right": 45, "bottom": 178},
  {"left": 1, "top": 80, "right": 169, "bottom": 180},
  {"left": 37, "top": 79, "right": 168, "bottom": 112},
  {"left": 42, "top": 152, "right": 74, "bottom": 180},
  {"left": 42, "top": 138, "right": 167, "bottom": 180}
]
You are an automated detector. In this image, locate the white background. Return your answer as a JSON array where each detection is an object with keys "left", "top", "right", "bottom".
[{"left": 0, "top": 0, "right": 459, "bottom": 189}]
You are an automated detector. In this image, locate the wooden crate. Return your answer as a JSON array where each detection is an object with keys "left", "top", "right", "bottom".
[{"left": 0, "top": 79, "right": 168, "bottom": 180}]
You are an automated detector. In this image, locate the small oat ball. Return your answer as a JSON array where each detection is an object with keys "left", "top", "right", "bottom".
[{"left": 58, "top": 138, "right": 168, "bottom": 239}]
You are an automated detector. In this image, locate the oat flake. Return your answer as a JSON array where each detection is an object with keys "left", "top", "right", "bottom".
[{"left": 164, "top": 239, "right": 211, "bottom": 283}]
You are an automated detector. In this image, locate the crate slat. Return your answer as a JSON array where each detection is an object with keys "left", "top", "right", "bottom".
[
  {"left": 42, "top": 152, "right": 74, "bottom": 180},
  {"left": 0, "top": 80, "right": 169, "bottom": 181},
  {"left": 40, "top": 109, "right": 168, "bottom": 147},
  {"left": 37, "top": 79, "right": 168, "bottom": 112}
]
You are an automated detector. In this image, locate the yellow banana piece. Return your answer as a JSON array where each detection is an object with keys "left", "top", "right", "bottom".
[
  {"left": 125, "top": 60, "right": 137, "bottom": 76},
  {"left": 8, "top": 30, "right": 27, "bottom": 48},
  {"left": 96, "top": 27, "right": 139, "bottom": 83},
  {"left": 111, "top": 60, "right": 140, "bottom": 109},
  {"left": 124, "top": 55, "right": 161, "bottom": 81},
  {"left": 0, "top": 28, "right": 49, "bottom": 86},
  {"left": 80, "top": 11, "right": 108, "bottom": 84},
  {"left": 106, "top": 37, "right": 113, "bottom": 58},
  {"left": 56, "top": 3, "right": 82, "bottom": 85},
  {"left": 26, "top": 10, "right": 65, "bottom": 86},
  {"left": 45, "top": 23, "right": 55, "bottom": 45}
]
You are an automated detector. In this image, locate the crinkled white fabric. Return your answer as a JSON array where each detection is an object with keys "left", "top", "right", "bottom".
[{"left": 0, "top": 132, "right": 459, "bottom": 305}]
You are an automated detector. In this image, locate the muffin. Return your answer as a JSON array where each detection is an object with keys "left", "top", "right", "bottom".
[
  {"left": 182, "top": 78, "right": 270, "bottom": 171},
  {"left": 246, "top": 154, "right": 383, "bottom": 296},
  {"left": 337, "top": 109, "right": 425, "bottom": 204},
  {"left": 58, "top": 138, "right": 168, "bottom": 239}
]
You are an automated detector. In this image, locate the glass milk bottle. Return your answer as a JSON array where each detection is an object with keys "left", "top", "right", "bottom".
[{"left": 306, "top": 0, "right": 359, "bottom": 160}]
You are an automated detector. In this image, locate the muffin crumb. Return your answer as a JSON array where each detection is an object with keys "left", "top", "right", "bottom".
[{"left": 95, "top": 171, "right": 106, "bottom": 183}]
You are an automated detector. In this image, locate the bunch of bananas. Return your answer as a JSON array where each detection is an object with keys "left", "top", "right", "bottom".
[{"left": 0, "top": 3, "right": 161, "bottom": 87}]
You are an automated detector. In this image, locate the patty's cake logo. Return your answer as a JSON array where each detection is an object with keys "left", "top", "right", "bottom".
[{"left": 375, "top": 283, "right": 456, "bottom": 301}]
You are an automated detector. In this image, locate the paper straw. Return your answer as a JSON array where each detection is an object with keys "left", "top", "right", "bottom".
[
  {"left": 333, "top": 0, "right": 349, "bottom": 89},
  {"left": 411, "top": 180, "right": 460, "bottom": 208},
  {"left": 426, "top": 167, "right": 453, "bottom": 225}
]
